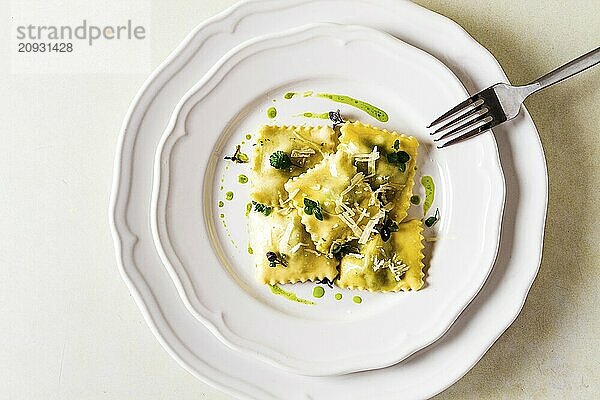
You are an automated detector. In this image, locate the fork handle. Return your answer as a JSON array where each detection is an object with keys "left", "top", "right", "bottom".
[{"left": 529, "top": 46, "right": 600, "bottom": 93}]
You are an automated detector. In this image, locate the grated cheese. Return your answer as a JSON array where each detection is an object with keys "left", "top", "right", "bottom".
[
  {"left": 304, "top": 248, "right": 320, "bottom": 255},
  {"left": 290, "top": 148, "right": 316, "bottom": 158},
  {"left": 289, "top": 242, "right": 307, "bottom": 254},
  {"left": 280, "top": 220, "right": 295, "bottom": 247},
  {"left": 358, "top": 210, "right": 384, "bottom": 244}
]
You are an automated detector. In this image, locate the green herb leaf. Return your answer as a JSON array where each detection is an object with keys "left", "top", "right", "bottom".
[
  {"left": 331, "top": 241, "right": 359, "bottom": 260},
  {"left": 314, "top": 208, "right": 324, "bottom": 221},
  {"left": 269, "top": 151, "right": 292, "bottom": 170},
  {"left": 396, "top": 151, "right": 410, "bottom": 163},
  {"left": 424, "top": 208, "right": 440, "bottom": 227},
  {"left": 266, "top": 251, "right": 287, "bottom": 268},
  {"left": 386, "top": 152, "right": 399, "bottom": 164},
  {"left": 224, "top": 144, "right": 249, "bottom": 163},
  {"left": 303, "top": 198, "right": 323, "bottom": 221},
  {"left": 386, "top": 149, "right": 410, "bottom": 172},
  {"left": 393, "top": 139, "right": 400, "bottom": 151},
  {"left": 252, "top": 201, "right": 273, "bottom": 216}
]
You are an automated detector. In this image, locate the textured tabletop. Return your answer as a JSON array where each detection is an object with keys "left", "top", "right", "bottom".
[{"left": 1, "top": 0, "right": 598, "bottom": 399}]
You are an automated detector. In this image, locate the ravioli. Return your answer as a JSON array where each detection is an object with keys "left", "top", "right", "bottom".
[
  {"left": 250, "top": 125, "right": 338, "bottom": 207},
  {"left": 248, "top": 208, "right": 338, "bottom": 285},
  {"left": 284, "top": 150, "right": 382, "bottom": 254},
  {"left": 338, "top": 122, "right": 418, "bottom": 222},
  {"left": 337, "top": 219, "right": 424, "bottom": 292}
]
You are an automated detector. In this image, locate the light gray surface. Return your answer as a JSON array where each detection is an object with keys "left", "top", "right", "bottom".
[{"left": 1, "top": 0, "right": 598, "bottom": 399}]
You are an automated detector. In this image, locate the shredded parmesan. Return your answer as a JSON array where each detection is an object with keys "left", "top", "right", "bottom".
[
  {"left": 304, "top": 248, "right": 320, "bottom": 255},
  {"left": 289, "top": 242, "right": 307, "bottom": 254},
  {"left": 358, "top": 210, "right": 384, "bottom": 245},
  {"left": 340, "top": 173, "right": 365, "bottom": 198},
  {"left": 280, "top": 220, "right": 295, "bottom": 246},
  {"left": 290, "top": 148, "right": 316, "bottom": 158},
  {"left": 339, "top": 212, "right": 363, "bottom": 237},
  {"left": 354, "top": 146, "right": 379, "bottom": 175},
  {"left": 355, "top": 207, "right": 369, "bottom": 225}
]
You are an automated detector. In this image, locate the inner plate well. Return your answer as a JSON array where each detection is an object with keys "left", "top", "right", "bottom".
[
  {"left": 151, "top": 24, "right": 505, "bottom": 376},
  {"left": 208, "top": 77, "right": 446, "bottom": 320}
]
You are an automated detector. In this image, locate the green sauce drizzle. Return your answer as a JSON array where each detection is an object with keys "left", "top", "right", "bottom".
[
  {"left": 312, "top": 286, "right": 325, "bottom": 298},
  {"left": 334, "top": 293, "right": 342, "bottom": 300},
  {"left": 421, "top": 176, "right": 435, "bottom": 216},
  {"left": 245, "top": 202, "right": 252, "bottom": 217},
  {"left": 247, "top": 244, "right": 253, "bottom": 254},
  {"left": 267, "top": 107, "right": 277, "bottom": 118},
  {"left": 245, "top": 134, "right": 252, "bottom": 140},
  {"left": 410, "top": 195, "right": 421, "bottom": 205},
  {"left": 218, "top": 201, "right": 224, "bottom": 208},
  {"left": 225, "top": 191, "right": 234, "bottom": 201},
  {"left": 303, "top": 91, "right": 313, "bottom": 97},
  {"left": 317, "top": 93, "right": 389, "bottom": 122},
  {"left": 298, "top": 112, "right": 330, "bottom": 119},
  {"left": 353, "top": 295, "right": 363, "bottom": 304},
  {"left": 284, "top": 92, "right": 296, "bottom": 99},
  {"left": 219, "top": 213, "right": 224, "bottom": 219},
  {"left": 238, "top": 174, "right": 248, "bottom": 184},
  {"left": 269, "top": 284, "right": 315, "bottom": 305}
]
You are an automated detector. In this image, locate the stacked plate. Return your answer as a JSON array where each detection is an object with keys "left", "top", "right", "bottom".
[{"left": 110, "top": 1, "right": 547, "bottom": 398}]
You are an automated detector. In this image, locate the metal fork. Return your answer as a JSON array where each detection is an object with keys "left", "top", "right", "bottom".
[{"left": 429, "top": 46, "right": 600, "bottom": 148}]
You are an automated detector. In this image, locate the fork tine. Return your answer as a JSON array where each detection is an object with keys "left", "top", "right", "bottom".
[
  {"left": 433, "top": 111, "right": 491, "bottom": 142},
  {"left": 427, "top": 97, "right": 482, "bottom": 129},
  {"left": 436, "top": 116, "right": 494, "bottom": 148},
  {"left": 432, "top": 104, "right": 488, "bottom": 136}
]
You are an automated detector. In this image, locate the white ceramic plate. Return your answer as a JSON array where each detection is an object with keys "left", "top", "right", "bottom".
[
  {"left": 151, "top": 23, "right": 505, "bottom": 376},
  {"left": 110, "top": 0, "right": 547, "bottom": 398}
]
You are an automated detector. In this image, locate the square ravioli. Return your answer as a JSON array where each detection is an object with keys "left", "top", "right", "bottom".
[
  {"left": 284, "top": 150, "right": 382, "bottom": 254},
  {"left": 250, "top": 125, "right": 338, "bottom": 207},
  {"left": 338, "top": 122, "right": 418, "bottom": 222},
  {"left": 248, "top": 208, "right": 338, "bottom": 285},
  {"left": 337, "top": 219, "right": 424, "bottom": 292}
]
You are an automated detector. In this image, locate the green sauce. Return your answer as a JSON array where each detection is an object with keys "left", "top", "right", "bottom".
[
  {"left": 298, "top": 112, "right": 330, "bottom": 119},
  {"left": 410, "top": 195, "right": 421, "bottom": 205},
  {"left": 269, "top": 284, "right": 315, "bottom": 305},
  {"left": 218, "top": 201, "right": 224, "bottom": 208},
  {"left": 303, "top": 91, "right": 313, "bottom": 97},
  {"left": 247, "top": 244, "right": 253, "bottom": 254},
  {"left": 352, "top": 295, "right": 363, "bottom": 304},
  {"left": 284, "top": 92, "right": 296, "bottom": 99},
  {"left": 334, "top": 293, "right": 342, "bottom": 300},
  {"left": 245, "top": 202, "right": 252, "bottom": 217},
  {"left": 225, "top": 191, "right": 234, "bottom": 201},
  {"left": 267, "top": 107, "right": 277, "bottom": 118},
  {"left": 312, "top": 286, "right": 325, "bottom": 298},
  {"left": 317, "top": 93, "right": 389, "bottom": 122},
  {"left": 245, "top": 134, "right": 252, "bottom": 140},
  {"left": 421, "top": 176, "right": 435, "bottom": 216},
  {"left": 219, "top": 213, "right": 224, "bottom": 219},
  {"left": 238, "top": 174, "right": 248, "bottom": 184}
]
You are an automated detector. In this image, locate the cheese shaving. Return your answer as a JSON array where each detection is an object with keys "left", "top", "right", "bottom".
[
  {"left": 289, "top": 242, "right": 307, "bottom": 254},
  {"left": 290, "top": 148, "right": 316, "bottom": 158},
  {"left": 358, "top": 210, "right": 384, "bottom": 245},
  {"left": 339, "top": 212, "right": 363, "bottom": 237},
  {"left": 354, "top": 146, "right": 379, "bottom": 175},
  {"left": 280, "top": 220, "right": 295, "bottom": 247},
  {"left": 304, "top": 248, "right": 320, "bottom": 255}
]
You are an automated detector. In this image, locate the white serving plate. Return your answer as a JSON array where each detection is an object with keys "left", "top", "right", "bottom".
[
  {"left": 110, "top": 0, "right": 547, "bottom": 398},
  {"left": 151, "top": 23, "right": 505, "bottom": 376}
]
